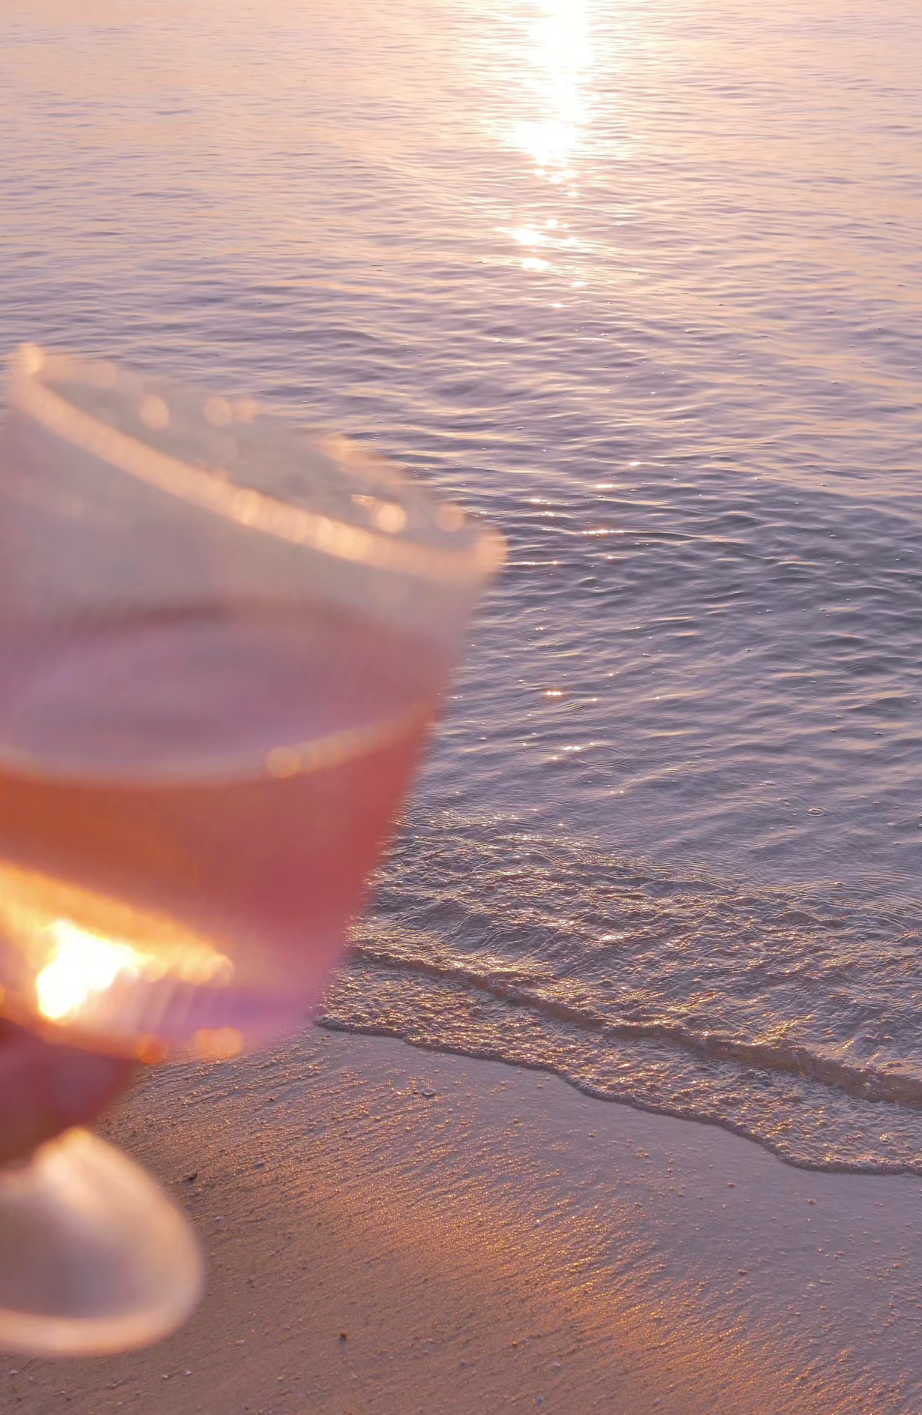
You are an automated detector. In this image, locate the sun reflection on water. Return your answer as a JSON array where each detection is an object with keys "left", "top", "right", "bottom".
[
  {"left": 512, "top": 0, "right": 593, "bottom": 184},
  {"left": 498, "top": 0, "right": 595, "bottom": 280}
]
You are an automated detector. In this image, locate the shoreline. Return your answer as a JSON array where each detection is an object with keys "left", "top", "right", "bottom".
[{"left": 8, "top": 1026, "right": 921, "bottom": 1413}]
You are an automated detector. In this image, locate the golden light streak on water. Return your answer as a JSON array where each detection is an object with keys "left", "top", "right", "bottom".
[
  {"left": 510, "top": 0, "right": 593, "bottom": 181},
  {"left": 493, "top": 0, "right": 594, "bottom": 281}
]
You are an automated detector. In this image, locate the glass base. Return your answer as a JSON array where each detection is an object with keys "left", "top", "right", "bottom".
[{"left": 0, "top": 1128, "right": 203, "bottom": 1355}]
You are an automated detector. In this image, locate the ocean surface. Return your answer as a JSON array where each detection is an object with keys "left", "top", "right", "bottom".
[{"left": 2, "top": 0, "right": 922, "bottom": 1171}]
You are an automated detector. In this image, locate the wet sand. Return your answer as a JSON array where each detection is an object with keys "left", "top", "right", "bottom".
[{"left": 5, "top": 1028, "right": 921, "bottom": 1413}]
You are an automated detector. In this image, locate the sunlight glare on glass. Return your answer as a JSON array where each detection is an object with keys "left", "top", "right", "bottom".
[{"left": 35, "top": 920, "right": 144, "bottom": 1022}]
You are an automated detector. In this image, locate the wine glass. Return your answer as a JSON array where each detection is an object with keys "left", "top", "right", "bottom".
[{"left": 0, "top": 344, "right": 503, "bottom": 1355}]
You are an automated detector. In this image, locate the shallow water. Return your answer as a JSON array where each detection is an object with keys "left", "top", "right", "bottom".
[{"left": 2, "top": 0, "right": 922, "bottom": 1169}]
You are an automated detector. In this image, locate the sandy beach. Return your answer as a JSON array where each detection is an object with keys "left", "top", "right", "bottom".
[{"left": 4, "top": 1027, "right": 919, "bottom": 1414}]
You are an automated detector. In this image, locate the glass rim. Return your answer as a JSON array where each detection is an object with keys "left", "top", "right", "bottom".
[{"left": 7, "top": 345, "right": 506, "bottom": 587}]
